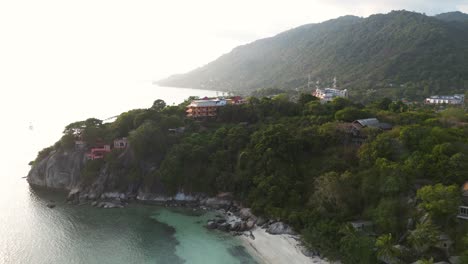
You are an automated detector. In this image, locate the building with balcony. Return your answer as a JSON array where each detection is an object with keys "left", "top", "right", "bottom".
[
  {"left": 186, "top": 98, "right": 228, "bottom": 118},
  {"left": 86, "top": 145, "right": 111, "bottom": 160}
]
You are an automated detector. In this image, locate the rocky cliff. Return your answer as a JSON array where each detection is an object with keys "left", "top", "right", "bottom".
[
  {"left": 27, "top": 149, "right": 86, "bottom": 190},
  {"left": 27, "top": 147, "right": 222, "bottom": 207}
]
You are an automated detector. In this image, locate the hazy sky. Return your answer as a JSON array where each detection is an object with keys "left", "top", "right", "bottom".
[{"left": 0, "top": 0, "right": 467, "bottom": 84}]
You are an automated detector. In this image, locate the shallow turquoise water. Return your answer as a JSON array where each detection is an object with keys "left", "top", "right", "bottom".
[{"left": 0, "top": 185, "right": 256, "bottom": 264}]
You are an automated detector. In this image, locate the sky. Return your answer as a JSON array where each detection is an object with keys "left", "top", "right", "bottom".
[
  {"left": 0, "top": 0, "right": 466, "bottom": 161},
  {"left": 0, "top": 0, "right": 467, "bottom": 87}
]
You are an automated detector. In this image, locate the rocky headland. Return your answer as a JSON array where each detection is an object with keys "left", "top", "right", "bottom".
[{"left": 27, "top": 146, "right": 330, "bottom": 264}]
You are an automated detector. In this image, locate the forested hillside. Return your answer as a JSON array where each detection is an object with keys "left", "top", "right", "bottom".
[
  {"left": 33, "top": 94, "right": 468, "bottom": 263},
  {"left": 158, "top": 10, "right": 468, "bottom": 101}
]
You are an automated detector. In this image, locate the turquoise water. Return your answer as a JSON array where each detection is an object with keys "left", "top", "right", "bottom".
[
  {"left": 0, "top": 84, "right": 257, "bottom": 264},
  {"left": 0, "top": 183, "right": 257, "bottom": 264}
]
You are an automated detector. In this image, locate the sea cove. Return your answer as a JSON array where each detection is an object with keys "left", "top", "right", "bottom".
[{"left": 4, "top": 186, "right": 256, "bottom": 264}]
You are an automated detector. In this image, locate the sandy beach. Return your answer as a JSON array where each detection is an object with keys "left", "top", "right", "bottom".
[{"left": 241, "top": 227, "right": 332, "bottom": 264}]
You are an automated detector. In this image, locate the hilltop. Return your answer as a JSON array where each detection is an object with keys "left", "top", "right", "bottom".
[{"left": 158, "top": 10, "right": 468, "bottom": 101}]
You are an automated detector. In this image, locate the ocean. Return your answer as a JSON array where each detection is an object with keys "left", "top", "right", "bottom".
[{"left": 0, "top": 83, "right": 257, "bottom": 264}]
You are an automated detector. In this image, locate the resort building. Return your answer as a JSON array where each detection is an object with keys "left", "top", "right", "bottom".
[
  {"left": 114, "top": 138, "right": 129, "bottom": 149},
  {"left": 186, "top": 97, "right": 245, "bottom": 118},
  {"left": 313, "top": 88, "right": 348, "bottom": 103},
  {"left": 425, "top": 94, "right": 465, "bottom": 105}
]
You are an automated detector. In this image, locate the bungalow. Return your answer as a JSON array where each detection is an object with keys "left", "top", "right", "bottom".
[
  {"left": 114, "top": 138, "right": 128, "bottom": 149},
  {"left": 349, "top": 220, "right": 373, "bottom": 232},
  {"left": 348, "top": 118, "right": 392, "bottom": 144},
  {"left": 435, "top": 233, "right": 453, "bottom": 254},
  {"left": 351, "top": 118, "right": 393, "bottom": 131},
  {"left": 86, "top": 145, "right": 111, "bottom": 160}
]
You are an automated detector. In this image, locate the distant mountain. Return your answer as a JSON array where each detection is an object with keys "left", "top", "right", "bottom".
[
  {"left": 158, "top": 11, "right": 468, "bottom": 100},
  {"left": 435, "top": 11, "right": 468, "bottom": 22}
]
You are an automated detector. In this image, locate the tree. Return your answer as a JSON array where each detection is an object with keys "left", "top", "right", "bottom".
[
  {"left": 372, "top": 198, "right": 405, "bottom": 234},
  {"left": 129, "top": 121, "right": 168, "bottom": 159},
  {"left": 334, "top": 107, "right": 369, "bottom": 122},
  {"left": 461, "top": 234, "right": 468, "bottom": 264},
  {"left": 416, "top": 184, "right": 461, "bottom": 225},
  {"left": 415, "top": 258, "right": 434, "bottom": 264},
  {"left": 298, "top": 93, "right": 318, "bottom": 105},
  {"left": 374, "top": 98, "right": 392, "bottom": 110},
  {"left": 151, "top": 99, "right": 166, "bottom": 111},
  {"left": 60, "top": 134, "right": 75, "bottom": 150},
  {"left": 311, "top": 171, "right": 360, "bottom": 217},
  {"left": 408, "top": 220, "right": 440, "bottom": 254},
  {"left": 339, "top": 226, "right": 376, "bottom": 264},
  {"left": 375, "top": 234, "right": 401, "bottom": 264}
]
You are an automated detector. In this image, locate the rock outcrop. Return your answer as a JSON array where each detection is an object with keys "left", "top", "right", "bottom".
[
  {"left": 27, "top": 149, "right": 86, "bottom": 190},
  {"left": 266, "top": 222, "right": 295, "bottom": 235}
]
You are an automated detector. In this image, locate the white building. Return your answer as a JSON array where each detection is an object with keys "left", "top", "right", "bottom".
[
  {"left": 425, "top": 94, "right": 464, "bottom": 105},
  {"left": 313, "top": 88, "right": 348, "bottom": 103}
]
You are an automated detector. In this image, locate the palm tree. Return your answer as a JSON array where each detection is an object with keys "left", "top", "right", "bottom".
[{"left": 375, "top": 233, "right": 401, "bottom": 264}]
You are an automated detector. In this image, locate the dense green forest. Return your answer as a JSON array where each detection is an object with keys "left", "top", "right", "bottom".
[
  {"left": 37, "top": 94, "right": 468, "bottom": 263},
  {"left": 158, "top": 10, "right": 468, "bottom": 102}
]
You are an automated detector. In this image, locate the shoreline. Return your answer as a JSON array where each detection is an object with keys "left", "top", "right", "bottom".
[
  {"left": 30, "top": 186, "right": 333, "bottom": 263},
  {"left": 240, "top": 227, "right": 332, "bottom": 264}
]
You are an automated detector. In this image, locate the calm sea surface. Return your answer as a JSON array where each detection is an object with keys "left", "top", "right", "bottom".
[{"left": 0, "top": 83, "right": 256, "bottom": 264}]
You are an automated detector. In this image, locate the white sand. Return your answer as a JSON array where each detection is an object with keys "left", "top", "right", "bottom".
[{"left": 241, "top": 227, "right": 332, "bottom": 264}]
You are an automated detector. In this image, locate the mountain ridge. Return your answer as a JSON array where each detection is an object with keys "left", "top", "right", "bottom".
[{"left": 158, "top": 10, "right": 468, "bottom": 100}]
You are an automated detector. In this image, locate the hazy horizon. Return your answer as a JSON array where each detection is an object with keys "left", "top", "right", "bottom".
[
  {"left": 1, "top": 1, "right": 467, "bottom": 88},
  {"left": 0, "top": 1, "right": 467, "bottom": 120}
]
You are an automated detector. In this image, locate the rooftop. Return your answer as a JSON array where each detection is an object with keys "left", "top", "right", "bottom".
[{"left": 188, "top": 99, "right": 227, "bottom": 107}]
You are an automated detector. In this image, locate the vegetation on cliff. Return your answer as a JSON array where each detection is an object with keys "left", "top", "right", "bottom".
[{"left": 33, "top": 94, "right": 468, "bottom": 263}]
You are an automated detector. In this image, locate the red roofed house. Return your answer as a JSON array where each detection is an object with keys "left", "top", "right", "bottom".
[{"left": 86, "top": 144, "right": 111, "bottom": 160}]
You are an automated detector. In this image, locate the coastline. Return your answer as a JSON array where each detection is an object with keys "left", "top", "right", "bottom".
[
  {"left": 240, "top": 227, "right": 332, "bottom": 264},
  {"left": 31, "top": 186, "right": 333, "bottom": 264}
]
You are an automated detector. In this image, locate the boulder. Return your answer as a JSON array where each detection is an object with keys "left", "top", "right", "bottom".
[
  {"left": 239, "top": 208, "right": 256, "bottom": 221},
  {"left": 256, "top": 217, "right": 267, "bottom": 227},
  {"left": 206, "top": 220, "right": 218, "bottom": 229},
  {"left": 98, "top": 201, "right": 124, "bottom": 209},
  {"left": 202, "top": 197, "right": 232, "bottom": 209},
  {"left": 246, "top": 219, "right": 256, "bottom": 229},
  {"left": 218, "top": 222, "right": 231, "bottom": 232},
  {"left": 216, "top": 219, "right": 226, "bottom": 224},
  {"left": 266, "top": 222, "right": 295, "bottom": 235}
]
